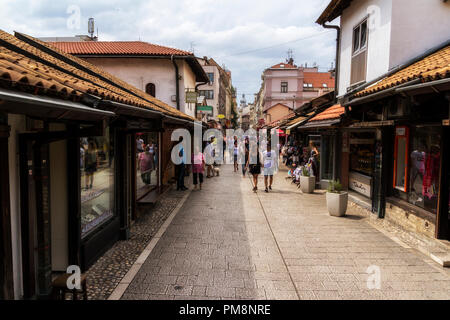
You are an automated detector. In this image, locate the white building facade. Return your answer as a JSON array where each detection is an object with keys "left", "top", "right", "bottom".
[{"left": 333, "top": 0, "right": 450, "bottom": 97}]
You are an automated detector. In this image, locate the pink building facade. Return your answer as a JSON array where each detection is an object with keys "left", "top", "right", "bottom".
[{"left": 262, "top": 62, "right": 335, "bottom": 117}]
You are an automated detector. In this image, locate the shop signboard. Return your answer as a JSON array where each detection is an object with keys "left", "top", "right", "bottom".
[
  {"left": 186, "top": 91, "right": 198, "bottom": 104},
  {"left": 349, "top": 171, "right": 372, "bottom": 198},
  {"left": 197, "top": 106, "right": 213, "bottom": 114}
]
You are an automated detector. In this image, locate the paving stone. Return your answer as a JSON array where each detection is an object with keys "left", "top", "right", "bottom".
[
  {"left": 206, "top": 286, "right": 235, "bottom": 298},
  {"left": 110, "top": 165, "right": 450, "bottom": 301}
]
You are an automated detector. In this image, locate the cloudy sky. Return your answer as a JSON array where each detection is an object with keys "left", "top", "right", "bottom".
[{"left": 0, "top": 0, "right": 337, "bottom": 103}]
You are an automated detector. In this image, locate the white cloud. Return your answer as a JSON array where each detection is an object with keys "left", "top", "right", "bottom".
[{"left": 0, "top": 0, "right": 336, "bottom": 102}]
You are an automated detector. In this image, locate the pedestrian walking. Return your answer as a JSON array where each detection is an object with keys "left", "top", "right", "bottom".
[
  {"left": 192, "top": 145, "right": 205, "bottom": 190},
  {"left": 309, "top": 140, "right": 319, "bottom": 178},
  {"left": 233, "top": 140, "right": 239, "bottom": 172},
  {"left": 241, "top": 137, "right": 249, "bottom": 177},
  {"left": 262, "top": 143, "right": 277, "bottom": 192},
  {"left": 175, "top": 137, "right": 187, "bottom": 191},
  {"left": 205, "top": 139, "right": 215, "bottom": 178},
  {"left": 247, "top": 143, "right": 261, "bottom": 192}
]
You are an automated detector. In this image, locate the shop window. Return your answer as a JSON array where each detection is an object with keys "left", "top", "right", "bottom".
[
  {"left": 136, "top": 132, "right": 159, "bottom": 200},
  {"left": 80, "top": 129, "right": 114, "bottom": 237},
  {"left": 349, "top": 131, "right": 375, "bottom": 176},
  {"left": 145, "top": 83, "right": 156, "bottom": 97},
  {"left": 407, "top": 126, "right": 441, "bottom": 213},
  {"left": 393, "top": 126, "right": 409, "bottom": 192}
]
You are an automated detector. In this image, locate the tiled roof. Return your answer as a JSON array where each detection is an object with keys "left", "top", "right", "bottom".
[
  {"left": 316, "top": 0, "right": 352, "bottom": 24},
  {"left": 355, "top": 45, "right": 450, "bottom": 97},
  {"left": 0, "top": 30, "right": 194, "bottom": 121},
  {"left": 309, "top": 104, "right": 344, "bottom": 122},
  {"left": 303, "top": 72, "right": 335, "bottom": 88},
  {"left": 270, "top": 62, "right": 297, "bottom": 69},
  {"left": 286, "top": 116, "right": 307, "bottom": 127},
  {"left": 48, "top": 41, "right": 192, "bottom": 56},
  {"left": 264, "top": 102, "right": 291, "bottom": 112}
]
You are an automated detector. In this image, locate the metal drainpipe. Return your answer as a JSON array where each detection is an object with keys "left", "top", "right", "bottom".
[
  {"left": 322, "top": 23, "right": 340, "bottom": 104},
  {"left": 171, "top": 55, "right": 180, "bottom": 110}
]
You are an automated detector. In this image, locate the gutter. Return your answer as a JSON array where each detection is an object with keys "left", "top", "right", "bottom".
[
  {"left": 322, "top": 23, "right": 340, "bottom": 102},
  {"left": 0, "top": 88, "right": 115, "bottom": 118},
  {"left": 171, "top": 55, "right": 180, "bottom": 110},
  {"left": 395, "top": 78, "right": 450, "bottom": 94},
  {"left": 343, "top": 78, "right": 421, "bottom": 106}
]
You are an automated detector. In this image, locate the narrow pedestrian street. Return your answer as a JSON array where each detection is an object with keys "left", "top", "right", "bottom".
[{"left": 120, "top": 165, "right": 450, "bottom": 300}]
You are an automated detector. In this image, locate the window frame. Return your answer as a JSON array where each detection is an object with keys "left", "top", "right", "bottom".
[
  {"left": 281, "top": 81, "right": 288, "bottom": 93},
  {"left": 145, "top": 83, "right": 156, "bottom": 97},
  {"left": 352, "top": 18, "right": 368, "bottom": 56},
  {"left": 207, "top": 72, "right": 214, "bottom": 84}
]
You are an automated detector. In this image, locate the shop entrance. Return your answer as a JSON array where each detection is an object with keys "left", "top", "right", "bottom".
[{"left": 19, "top": 134, "right": 70, "bottom": 299}]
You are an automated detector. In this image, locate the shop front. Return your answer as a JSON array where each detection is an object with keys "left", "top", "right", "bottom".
[{"left": 347, "top": 130, "right": 376, "bottom": 199}]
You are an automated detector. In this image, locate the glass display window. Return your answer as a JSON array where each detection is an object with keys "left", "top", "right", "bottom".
[
  {"left": 136, "top": 132, "right": 159, "bottom": 199},
  {"left": 407, "top": 126, "right": 441, "bottom": 213},
  {"left": 80, "top": 128, "right": 115, "bottom": 237},
  {"left": 320, "top": 135, "right": 335, "bottom": 181},
  {"left": 349, "top": 131, "right": 375, "bottom": 177},
  {"left": 393, "top": 126, "right": 409, "bottom": 192}
]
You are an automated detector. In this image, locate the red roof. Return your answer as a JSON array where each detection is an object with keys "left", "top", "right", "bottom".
[
  {"left": 309, "top": 104, "right": 344, "bottom": 122},
  {"left": 303, "top": 72, "right": 335, "bottom": 88},
  {"left": 48, "top": 41, "right": 192, "bottom": 56},
  {"left": 270, "top": 62, "right": 297, "bottom": 69}
]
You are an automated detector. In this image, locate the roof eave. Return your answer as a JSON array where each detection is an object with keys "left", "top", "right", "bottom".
[{"left": 316, "top": 0, "right": 352, "bottom": 25}]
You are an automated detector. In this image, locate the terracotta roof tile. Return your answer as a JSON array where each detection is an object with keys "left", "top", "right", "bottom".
[
  {"left": 303, "top": 72, "right": 335, "bottom": 88},
  {"left": 309, "top": 104, "right": 344, "bottom": 122},
  {"left": 270, "top": 62, "right": 297, "bottom": 69},
  {"left": 0, "top": 30, "right": 194, "bottom": 121},
  {"left": 48, "top": 41, "right": 192, "bottom": 56},
  {"left": 355, "top": 45, "right": 450, "bottom": 97}
]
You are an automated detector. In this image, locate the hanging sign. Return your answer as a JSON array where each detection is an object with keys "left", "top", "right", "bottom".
[{"left": 185, "top": 91, "right": 198, "bottom": 103}]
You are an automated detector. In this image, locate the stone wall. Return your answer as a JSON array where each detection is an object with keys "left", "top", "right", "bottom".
[{"left": 384, "top": 201, "right": 436, "bottom": 239}]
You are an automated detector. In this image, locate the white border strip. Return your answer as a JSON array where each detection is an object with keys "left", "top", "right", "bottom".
[{"left": 107, "top": 189, "right": 192, "bottom": 300}]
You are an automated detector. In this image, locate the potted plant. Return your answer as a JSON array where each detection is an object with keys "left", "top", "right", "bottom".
[
  {"left": 300, "top": 166, "right": 315, "bottom": 193},
  {"left": 326, "top": 179, "right": 348, "bottom": 217}
]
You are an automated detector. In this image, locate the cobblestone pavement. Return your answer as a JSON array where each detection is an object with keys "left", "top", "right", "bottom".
[
  {"left": 121, "top": 165, "right": 450, "bottom": 300},
  {"left": 86, "top": 186, "right": 187, "bottom": 300}
]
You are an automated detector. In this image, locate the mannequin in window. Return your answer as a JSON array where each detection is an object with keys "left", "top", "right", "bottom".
[{"left": 146, "top": 83, "right": 156, "bottom": 97}]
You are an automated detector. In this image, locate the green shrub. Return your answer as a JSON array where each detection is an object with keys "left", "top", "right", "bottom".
[
  {"left": 301, "top": 166, "right": 310, "bottom": 177},
  {"left": 327, "top": 179, "right": 343, "bottom": 193}
]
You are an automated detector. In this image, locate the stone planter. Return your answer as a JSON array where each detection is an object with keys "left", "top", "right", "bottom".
[
  {"left": 300, "top": 176, "right": 315, "bottom": 193},
  {"left": 326, "top": 192, "right": 348, "bottom": 217}
]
